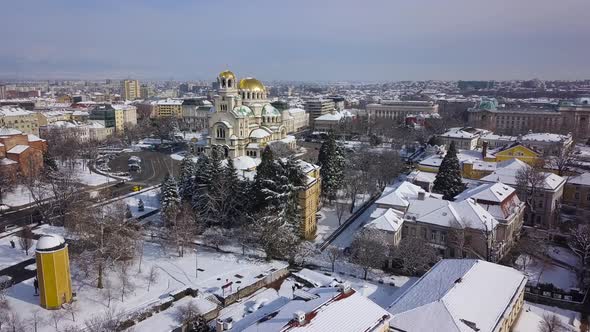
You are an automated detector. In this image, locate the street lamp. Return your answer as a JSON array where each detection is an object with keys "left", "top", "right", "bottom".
[{"left": 194, "top": 248, "right": 198, "bottom": 279}]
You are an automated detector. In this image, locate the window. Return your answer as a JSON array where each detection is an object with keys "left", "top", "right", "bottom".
[
  {"left": 575, "top": 192, "right": 580, "bottom": 200},
  {"left": 587, "top": 193, "right": 590, "bottom": 201},
  {"left": 410, "top": 227, "right": 416, "bottom": 237},
  {"left": 441, "top": 232, "right": 447, "bottom": 242},
  {"left": 216, "top": 127, "right": 226, "bottom": 138},
  {"left": 431, "top": 230, "right": 437, "bottom": 242},
  {"left": 421, "top": 228, "right": 427, "bottom": 239}
]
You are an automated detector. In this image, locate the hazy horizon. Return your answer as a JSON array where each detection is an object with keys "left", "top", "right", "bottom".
[{"left": 1, "top": 0, "right": 589, "bottom": 81}]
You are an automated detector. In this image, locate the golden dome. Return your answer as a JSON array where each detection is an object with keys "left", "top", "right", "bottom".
[
  {"left": 219, "top": 70, "right": 236, "bottom": 80},
  {"left": 238, "top": 77, "right": 265, "bottom": 92}
]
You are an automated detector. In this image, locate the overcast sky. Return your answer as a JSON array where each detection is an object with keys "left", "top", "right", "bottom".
[{"left": 1, "top": 0, "right": 588, "bottom": 81}]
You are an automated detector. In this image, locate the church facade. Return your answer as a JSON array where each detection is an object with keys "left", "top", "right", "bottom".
[{"left": 206, "top": 70, "right": 296, "bottom": 158}]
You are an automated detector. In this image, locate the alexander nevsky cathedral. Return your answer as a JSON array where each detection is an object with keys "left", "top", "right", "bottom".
[{"left": 205, "top": 70, "right": 298, "bottom": 159}]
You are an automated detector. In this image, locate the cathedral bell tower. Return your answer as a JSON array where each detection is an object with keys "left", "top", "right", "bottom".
[{"left": 215, "top": 70, "right": 240, "bottom": 113}]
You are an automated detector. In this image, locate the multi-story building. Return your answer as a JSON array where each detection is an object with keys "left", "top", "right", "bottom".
[
  {"left": 480, "top": 132, "right": 573, "bottom": 156},
  {"left": 112, "top": 104, "right": 138, "bottom": 132},
  {"left": 0, "top": 106, "right": 40, "bottom": 135},
  {"left": 562, "top": 172, "right": 590, "bottom": 222},
  {"left": 40, "top": 121, "right": 114, "bottom": 142},
  {"left": 469, "top": 97, "right": 590, "bottom": 139},
  {"left": 121, "top": 80, "right": 141, "bottom": 100},
  {"left": 89, "top": 104, "right": 116, "bottom": 129},
  {"left": 181, "top": 98, "right": 212, "bottom": 131},
  {"left": 286, "top": 108, "right": 309, "bottom": 133},
  {"left": 437, "top": 127, "right": 489, "bottom": 150},
  {"left": 304, "top": 99, "right": 335, "bottom": 125},
  {"left": 480, "top": 159, "right": 565, "bottom": 228},
  {"left": 140, "top": 84, "right": 151, "bottom": 99},
  {"left": 366, "top": 100, "right": 438, "bottom": 123},
  {"left": 156, "top": 98, "right": 183, "bottom": 118},
  {"left": 0, "top": 84, "right": 6, "bottom": 100},
  {"left": 388, "top": 259, "right": 526, "bottom": 332},
  {"left": 297, "top": 160, "right": 321, "bottom": 240},
  {"left": 313, "top": 110, "right": 355, "bottom": 132},
  {"left": 0, "top": 128, "right": 46, "bottom": 177}
]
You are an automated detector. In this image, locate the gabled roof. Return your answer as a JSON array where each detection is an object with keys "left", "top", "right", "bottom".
[
  {"left": 375, "top": 181, "right": 425, "bottom": 208},
  {"left": 487, "top": 141, "right": 540, "bottom": 157},
  {"left": 7, "top": 145, "right": 29, "bottom": 154},
  {"left": 364, "top": 208, "right": 404, "bottom": 232},
  {"left": 454, "top": 182, "right": 515, "bottom": 203},
  {"left": 480, "top": 160, "right": 565, "bottom": 191},
  {"left": 405, "top": 197, "right": 498, "bottom": 231},
  {"left": 389, "top": 259, "right": 527, "bottom": 332},
  {"left": 0, "top": 128, "right": 23, "bottom": 136},
  {"left": 567, "top": 173, "right": 590, "bottom": 186}
]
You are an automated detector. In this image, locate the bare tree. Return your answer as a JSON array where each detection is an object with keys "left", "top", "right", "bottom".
[
  {"left": 568, "top": 224, "right": 590, "bottom": 286},
  {"left": 50, "top": 310, "right": 64, "bottom": 331},
  {"left": 203, "top": 227, "right": 228, "bottom": 251},
  {"left": 101, "top": 282, "right": 115, "bottom": 308},
  {"left": 174, "top": 301, "right": 202, "bottom": 327},
  {"left": 390, "top": 237, "right": 439, "bottom": 275},
  {"left": 146, "top": 266, "right": 159, "bottom": 292},
  {"left": 539, "top": 313, "right": 571, "bottom": 332},
  {"left": 324, "top": 245, "right": 343, "bottom": 272},
  {"left": 448, "top": 227, "right": 467, "bottom": 258},
  {"left": 63, "top": 300, "right": 80, "bottom": 322},
  {"left": 0, "top": 166, "right": 16, "bottom": 208},
  {"left": 291, "top": 241, "right": 318, "bottom": 266},
  {"left": 84, "top": 308, "right": 123, "bottom": 332},
  {"left": 269, "top": 141, "right": 295, "bottom": 158},
  {"left": 348, "top": 229, "right": 389, "bottom": 279},
  {"left": 69, "top": 201, "right": 141, "bottom": 288},
  {"left": 515, "top": 164, "right": 545, "bottom": 224},
  {"left": 547, "top": 144, "right": 580, "bottom": 176},
  {"left": 166, "top": 203, "right": 197, "bottom": 257},
  {"left": 118, "top": 263, "right": 135, "bottom": 302},
  {"left": 30, "top": 309, "right": 45, "bottom": 332},
  {"left": 18, "top": 225, "right": 34, "bottom": 256},
  {"left": 334, "top": 196, "right": 349, "bottom": 226},
  {"left": 5, "top": 310, "right": 25, "bottom": 332}
]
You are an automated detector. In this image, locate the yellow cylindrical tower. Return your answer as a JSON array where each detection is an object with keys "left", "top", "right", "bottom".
[{"left": 35, "top": 234, "right": 72, "bottom": 309}]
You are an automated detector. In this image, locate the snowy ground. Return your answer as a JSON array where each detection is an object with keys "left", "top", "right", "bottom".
[
  {"left": 0, "top": 233, "right": 36, "bottom": 270},
  {"left": 61, "top": 159, "right": 114, "bottom": 186},
  {"left": 122, "top": 188, "right": 161, "bottom": 218},
  {"left": 515, "top": 254, "right": 578, "bottom": 291},
  {"left": 314, "top": 194, "right": 371, "bottom": 244},
  {"left": 2, "top": 240, "right": 287, "bottom": 332},
  {"left": 547, "top": 245, "right": 580, "bottom": 268},
  {"left": 329, "top": 204, "right": 378, "bottom": 249},
  {"left": 1, "top": 184, "right": 35, "bottom": 208},
  {"left": 513, "top": 301, "right": 581, "bottom": 332}
]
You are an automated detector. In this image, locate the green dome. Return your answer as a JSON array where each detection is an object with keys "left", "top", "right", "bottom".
[
  {"left": 232, "top": 105, "right": 254, "bottom": 117},
  {"left": 262, "top": 104, "right": 281, "bottom": 117}
]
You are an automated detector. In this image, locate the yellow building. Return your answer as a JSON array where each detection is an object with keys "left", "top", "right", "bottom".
[
  {"left": 112, "top": 104, "right": 138, "bottom": 132},
  {"left": 484, "top": 142, "right": 540, "bottom": 165},
  {"left": 0, "top": 106, "right": 40, "bottom": 135},
  {"left": 156, "top": 98, "right": 184, "bottom": 117},
  {"left": 36, "top": 234, "right": 72, "bottom": 310},
  {"left": 297, "top": 160, "right": 321, "bottom": 240},
  {"left": 122, "top": 79, "right": 141, "bottom": 100}
]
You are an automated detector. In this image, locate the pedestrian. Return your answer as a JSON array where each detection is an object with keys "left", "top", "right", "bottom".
[
  {"left": 34, "top": 278, "right": 39, "bottom": 295},
  {"left": 292, "top": 284, "right": 296, "bottom": 298},
  {"left": 10, "top": 239, "right": 15, "bottom": 248}
]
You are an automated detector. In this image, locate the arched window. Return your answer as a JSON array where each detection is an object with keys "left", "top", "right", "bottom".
[
  {"left": 221, "top": 78, "right": 226, "bottom": 87},
  {"left": 216, "top": 126, "right": 226, "bottom": 138},
  {"left": 227, "top": 79, "right": 232, "bottom": 88}
]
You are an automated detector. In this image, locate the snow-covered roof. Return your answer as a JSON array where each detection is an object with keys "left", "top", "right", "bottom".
[
  {"left": 480, "top": 160, "right": 565, "bottom": 191},
  {"left": 27, "top": 134, "right": 43, "bottom": 142},
  {"left": 405, "top": 196, "right": 498, "bottom": 231},
  {"left": 156, "top": 98, "right": 183, "bottom": 105},
  {"left": 0, "top": 107, "right": 33, "bottom": 116},
  {"left": 315, "top": 110, "right": 354, "bottom": 122},
  {"left": 521, "top": 132, "right": 571, "bottom": 143},
  {"left": 419, "top": 149, "right": 482, "bottom": 168},
  {"left": 242, "top": 287, "right": 390, "bottom": 332},
  {"left": 389, "top": 259, "right": 526, "bottom": 332},
  {"left": 406, "top": 170, "right": 437, "bottom": 184},
  {"left": 250, "top": 128, "right": 272, "bottom": 139},
  {"left": 376, "top": 181, "right": 428, "bottom": 209},
  {"left": 36, "top": 234, "right": 66, "bottom": 251},
  {"left": 364, "top": 208, "right": 404, "bottom": 232},
  {"left": 287, "top": 107, "right": 306, "bottom": 115},
  {"left": 0, "top": 128, "right": 23, "bottom": 136},
  {"left": 231, "top": 156, "right": 261, "bottom": 170},
  {"left": 262, "top": 104, "right": 281, "bottom": 116},
  {"left": 7, "top": 145, "right": 29, "bottom": 154},
  {"left": 454, "top": 182, "right": 515, "bottom": 203},
  {"left": 0, "top": 158, "right": 17, "bottom": 165},
  {"left": 297, "top": 160, "right": 320, "bottom": 174},
  {"left": 567, "top": 173, "right": 590, "bottom": 186},
  {"left": 439, "top": 127, "right": 484, "bottom": 139}
]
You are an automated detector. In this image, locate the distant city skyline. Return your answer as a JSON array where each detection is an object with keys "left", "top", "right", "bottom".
[{"left": 1, "top": 0, "right": 589, "bottom": 81}]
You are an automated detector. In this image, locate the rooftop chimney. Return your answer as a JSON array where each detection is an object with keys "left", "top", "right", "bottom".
[
  {"left": 418, "top": 190, "right": 426, "bottom": 200},
  {"left": 482, "top": 141, "right": 488, "bottom": 157},
  {"left": 294, "top": 311, "right": 306, "bottom": 325}
]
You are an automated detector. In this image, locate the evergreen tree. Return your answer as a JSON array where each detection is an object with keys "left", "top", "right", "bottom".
[
  {"left": 252, "top": 146, "right": 280, "bottom": 212},
  {"left": 222, "top": 157, "right": 246, "bottom": 228},
  {"left": 161, "top": 174, "right": 181, "bottom": 221},
  {"left": 432, "top": 142, "right": 465, "bottom": 200},
  {"left": 317, "top": 131, "right": 345, "bottom": 203},
  {"left": 125, "top": 204, "right": 133, "bottom": 219},
  {"left": 43, "top": 150, "right": 58, "bottom": 172},
  {"left": 178, "top": 154, "right": 197, "bottom": 200},
  {"left": 138, "top": 199, "right": 145, "bottom": 212},
  {"left": 192, "top": 154, "right": 212, "bottom": 218}
]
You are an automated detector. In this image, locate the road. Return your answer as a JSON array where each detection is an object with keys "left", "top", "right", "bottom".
[{"left": 0, "top": 151, "right": 178, "bottom": 229}]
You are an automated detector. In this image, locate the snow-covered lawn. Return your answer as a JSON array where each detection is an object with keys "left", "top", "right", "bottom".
[
  {"left": 329, "top": 204, "right": 378, "bottom": 249},
  {"left": 314, "top": 194, "right": 372, "bottom": 244},
  {"left": 547, "top": 245, "right": 580, "bottom": 268},
  {"left": 0, "top": 233, "right": 36, "bottom": 270},
  {"left": 2, "top": 240, "right": 287, "bottom": 332},
  {"left": 515, "top": 254, "right": 578, "bottom": 291},
  {"left": 513, "top": 301, "right": 581, "bottom": 332},
  {"left": 63, "top": 159, "right": 114, "bottom": 186},
  {"left": 123, "top": 188, "right": 161, "bottom": 218},
  {"left": 1, "top": 184, "right": 35, "bottom": 208}
]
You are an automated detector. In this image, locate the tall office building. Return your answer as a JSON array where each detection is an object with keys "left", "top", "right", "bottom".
[
  {"left": 121, "top": 79, "right": 141, "bottom": 100},
  {"left": 0, "top": 84, "right": 6, "bottom": 99},
  {"left": 304, "top": 99, "right": 335, "bottom": 125}
]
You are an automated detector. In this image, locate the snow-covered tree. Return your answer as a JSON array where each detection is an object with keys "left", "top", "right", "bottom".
[
  {"left": 324, "top": 245, "right": 343, "bottom": 272},
  {"left": 161, "top": 174, "right": 181, "bottom": 222},
  {"left": 178, "top": 154, "right": 198, "bottom": 200},
  {"left": 137, "top": 199, "right": 144, "bottom": 212},
  {"left": 569, "top": 224, "right": 590, "bottom": 286},
  {"left": 390, "top": 237, "right": 439, "bottom": 275},
  {"left": 433, "top": 142, "right": 465, "bottom": 200},
  {"left": 317, "top": 131, "right": 345, "bottom": 203}
]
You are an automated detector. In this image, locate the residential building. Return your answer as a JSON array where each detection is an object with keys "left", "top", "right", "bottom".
[
  {"left": 0, "top": 106, "right": 40, "bottom": 135},
  {"left": 0, "top": 84, "right": 6, "bottom": 99},
  {"left": 112, "top": 104, "right": 138, "bottom": 132},
  {"left": 36, "top": 110, "right": 72, "bottom": 126},
  {"left": 233, "top": 285, "right": 391, "bottom": 332},
  {"left": 304, "top": 99, "right": 335, "bottom": 125},
  {"left": 437, "top": 127, "right": 489, "bottom": 150},
  {"left": 121, "top": 79, "right": 141, "bottom": 100},
  {"left": 156, "top": 98, "right": 183, "bottom": 117},
  {"left": 366, "top": 100, "right": 438, "bottom": 123},
  {"left": 480, "top": 132, "right": 573, "bottom": 156},
  {"left": 388, "top": 259, "right": 526, "bottom": 332},
  {"left": 313, "top": 109, "right": 355, "bottom": 132},
  {"left": 0, "top": 128, "right": 46, "bottom": 177},
  {"left": 206, "top": 70, "right": 296, "bottom": 158},
  {"left": 479, "top": 159, "right": 565, "bottom": 228},
  {"left": 468, "top": 97, "right": 590, "bottom": 139},
  {"left": 181, "top": 98, "right": 212, "bottom": 131},
  {"left": 40, "top": 121, "right": 114, "bottom": 142},
  {"left": 140, "top": 84, "right": 151, "bottom": 99},
  {"left": 562, "top": 172, "right": 590, "bottom": 221},
  {"left": 455, "top": 183, "right": 525, "bottom": 255}
]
